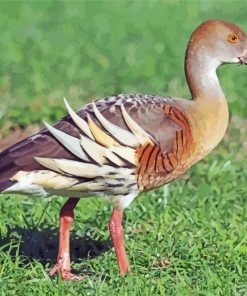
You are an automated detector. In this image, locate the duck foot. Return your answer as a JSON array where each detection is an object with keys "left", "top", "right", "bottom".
[{"left": 49, "top": 263, "right": 86, "bottom": 281}]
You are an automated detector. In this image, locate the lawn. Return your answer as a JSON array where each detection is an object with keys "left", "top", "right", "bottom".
[{"left": 0, "top": 1, "right": 247, "bottom": 295}]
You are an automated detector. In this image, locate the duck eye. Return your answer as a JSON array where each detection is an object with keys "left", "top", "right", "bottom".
[{"left": 227, "top": 33, "right": 239, "bottom": 43}]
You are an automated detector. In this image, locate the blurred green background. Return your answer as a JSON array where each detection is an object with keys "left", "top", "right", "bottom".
[{"left": 0, "top": 0, "right": 246, "bottom": 133}]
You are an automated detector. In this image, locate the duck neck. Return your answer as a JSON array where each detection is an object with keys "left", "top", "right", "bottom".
[
  {"left": 185, "top": 46, "right": 225, "bottom": 101},
  {"left": 184, "top": 45, "right": 229, "bottom": 154}
]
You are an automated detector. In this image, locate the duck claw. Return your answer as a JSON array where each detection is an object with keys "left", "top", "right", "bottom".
[{"left": 48, "top": 263, "right": 86, "bottom": 281}]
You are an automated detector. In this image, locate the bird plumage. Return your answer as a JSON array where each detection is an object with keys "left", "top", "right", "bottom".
[
  {"left": 2, "top": 95, "right": 192, "bottom": 209},
  {"left": 0, "top": 95, "right": 187, "bottom": 197}
]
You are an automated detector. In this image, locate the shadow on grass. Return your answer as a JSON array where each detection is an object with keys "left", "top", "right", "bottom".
[{"left": 0, "top": 226, "right": 111, "bottom": 265}]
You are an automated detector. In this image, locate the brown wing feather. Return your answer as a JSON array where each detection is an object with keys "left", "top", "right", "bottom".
[
  {"left": 0, "top": 94, "right": 187, "bottom": 192},
  {"left": 0, "top": 121, "right": 79, "bottom": 186}
]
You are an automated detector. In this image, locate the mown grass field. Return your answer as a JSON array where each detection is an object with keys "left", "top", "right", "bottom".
[{"left": 0, "top": 1, "right": 247, "bottom": 295}]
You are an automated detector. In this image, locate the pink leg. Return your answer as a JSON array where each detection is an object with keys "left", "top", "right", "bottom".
[
  {"left": 48, "top": 198, "right": 84, "bottom": 280},
  {"left": 109, "top": 208, "right": 130, "bottom": 275}
]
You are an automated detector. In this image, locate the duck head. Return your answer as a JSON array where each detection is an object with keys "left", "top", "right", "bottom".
[
  {"left": 186, "top": 20, "right": 247, "bottom": 68},
  {"left": 185, "top": 20, "right": 247, "bottom": 99}
]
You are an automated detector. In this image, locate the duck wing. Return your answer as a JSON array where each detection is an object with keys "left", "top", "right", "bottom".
[{"left": 0, "top": 94, "right": 192, "bottom": 195}]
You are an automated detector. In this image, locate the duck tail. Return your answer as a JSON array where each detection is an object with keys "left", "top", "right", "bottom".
[{"left": 0, "top": 180, "right": 15, "bottom": 193}]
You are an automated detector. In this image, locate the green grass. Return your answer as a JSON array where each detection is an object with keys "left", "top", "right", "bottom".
[
  {"left": 0, "top": 1, "right": 247, "bottom": 295},
  {"left": 0, "top": 123, "right": 247, "bottom": 295}
]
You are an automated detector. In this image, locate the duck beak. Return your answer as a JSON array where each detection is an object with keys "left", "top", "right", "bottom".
[{"left": 239, "top": 54, "right": 247, "bottom": 65}]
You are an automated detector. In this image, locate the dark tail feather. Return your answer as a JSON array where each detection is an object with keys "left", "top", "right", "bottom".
[{"left": 0, "top": 180, "right": 15, "bottom": 193}]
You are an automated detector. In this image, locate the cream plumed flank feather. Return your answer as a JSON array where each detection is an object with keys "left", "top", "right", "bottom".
[{"left": 8, "top": 98, "right": 155, "bottom": 199}]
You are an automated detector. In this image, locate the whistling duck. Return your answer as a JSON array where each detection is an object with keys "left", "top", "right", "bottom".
[{"left": 0, "top": 20, "right": 247, "bottom": 280}]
